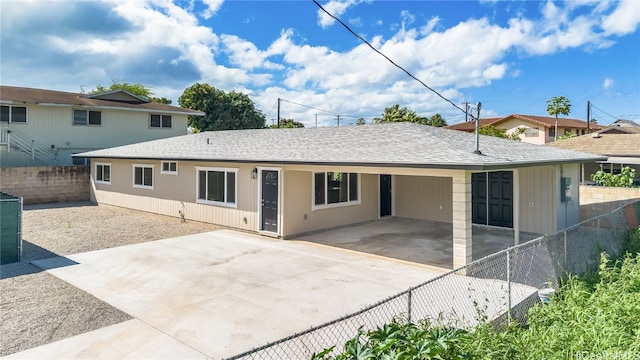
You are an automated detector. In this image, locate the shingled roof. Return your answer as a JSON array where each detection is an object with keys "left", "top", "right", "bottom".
[
  {"left": 0, "top": 86, "right": 204, "bottom": 116},
  {"left": 77, "top": 122, "right": 605, "bottom": 170},
  {"left": 547, "top": 133, "right": 640, "bottom": 157}
]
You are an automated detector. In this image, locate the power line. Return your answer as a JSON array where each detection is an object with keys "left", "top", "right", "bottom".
[
  {"left": 279, "top": 97, "right": 376, "bottom": 120},
  {"left": 589, "top": 102, "right": 620, "bottom": 121},
  {"left": 312, "top": 0, "right": 472, "bottom": 119}
]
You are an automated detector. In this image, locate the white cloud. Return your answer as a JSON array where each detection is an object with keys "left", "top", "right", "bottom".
[
  {"left": 601, "top": 0, "right": 640, "bottom": 35},
  {"left": 316, "top": 0, "right": 366, "bottom": 28},
  {"left": 603, "top": 77, "right": 614, "bottom": 89},
  {"left": 200, "top": 0, "right": 223, "bottom": 19}
]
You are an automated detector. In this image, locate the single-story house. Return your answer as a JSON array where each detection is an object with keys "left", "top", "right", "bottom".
[
  {"left": 447, "top": 114, "right": 601, "bottom": 144},
  {"left": 77, "top": 123, "right": 605, "bottom": 268},
  {"left": 548, "top": 132, "right": 640, "bottom": 185}
]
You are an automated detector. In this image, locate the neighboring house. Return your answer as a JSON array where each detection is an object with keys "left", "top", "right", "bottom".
[
  {"left": 0, "top": 86, "right": 204, "bottom": 167},
  {"left": 447, "top": 114, "right": 601, "bottom": 144},
  {"left": 547, "top": 132, "right": 640, "bottom": 185},
  {"left": 599, "top": 119, "right": 640, "bottom": 134},
  {"left": 77, "top": 123, "right": 604, "bottom": 268}
]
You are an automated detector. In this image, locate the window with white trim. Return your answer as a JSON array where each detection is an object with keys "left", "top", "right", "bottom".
[
  {"left": 161, "top": 161, "right": 178, "bottom": 175},
  {"left": 524, "top": 127, "right": 539, "bottom": 137},
  {"left": 95, "top": 163, "right": 111, "bottom": 184},
  {"left": 1, "top": 105, "right": 27, "bottom": 123},
  {"left": 196, "top": 167, "right": 237, "bottom": 207},
  {"left": 313, "top": 172, "right": 359, "bottom": 208},
  {"left": 133, "top": 164, "right": 154, "bottom": 189},
  {"left": 150, "top": 114, "right": 172, "bottom": 128},
  {"left": 73, "top": 110, "right": 101, "bottom": 126}
]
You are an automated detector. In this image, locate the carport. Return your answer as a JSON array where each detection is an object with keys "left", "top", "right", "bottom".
[{"left": 296, "top": 217, "right": 542, "bottom": 269}]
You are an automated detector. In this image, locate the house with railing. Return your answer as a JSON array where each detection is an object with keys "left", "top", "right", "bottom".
[{"left": 0, "top": 86, "right": 204, "bottom": 167}]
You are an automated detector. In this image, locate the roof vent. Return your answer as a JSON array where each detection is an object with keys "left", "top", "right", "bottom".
[{"left": 591, "top": 132, "right": 601, "bottom": 138}]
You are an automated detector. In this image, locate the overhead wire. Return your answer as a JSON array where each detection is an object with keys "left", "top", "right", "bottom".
[
  {"left": 589, "top": 102, "right": 623, "bottom": 122},
  {"left": 312, "top": 0, "right": 473, "bottom": 119}
]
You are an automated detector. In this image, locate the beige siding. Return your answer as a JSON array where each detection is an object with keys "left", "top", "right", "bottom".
[
  {"left": 517, "top": 165, "right": 556, "bottom": 234},
  {"left": 93, "top": 159, "right": 259, "bottom": 232},
  {"left": 395, "top": 175, "right": 453, "bottom": 222},
  {"left": 496, "top": 118, "right": 547, "bottom": 145},
  {"left": 283, "top": 170, "right": 378, "bottom": 237}
]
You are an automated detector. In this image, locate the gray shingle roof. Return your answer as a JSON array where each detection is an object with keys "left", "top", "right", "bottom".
[{"left": 76, "top": 122, "right": 606, "bottom": 170}]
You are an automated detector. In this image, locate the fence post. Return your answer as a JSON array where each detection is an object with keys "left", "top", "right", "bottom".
[
  {"left": 506, "top": 248, "right": 511, "bottom": 325},
  {"left": 563, "top": 231, "right": 568, "bottom": 270},
  {"left": 31, "top": 140, "right": 35, "bottom": 164},
  {"left": 407, "top": 288, "right": 412, "bottom": 323}
]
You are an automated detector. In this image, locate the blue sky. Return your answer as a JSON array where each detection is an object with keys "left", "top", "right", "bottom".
[{"left": 1, "top": 0, "right": 639, "bottom": 127}]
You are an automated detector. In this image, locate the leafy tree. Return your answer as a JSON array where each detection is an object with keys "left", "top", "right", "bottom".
[
  {"left": 372, "top": 104, "right": 427, "bottom": 124},
  {"left": 270, "top": 118, "right": 304, "bottom": 128},
  {"left": 178, "top": 83, "right": 266, "bottom": 132},
  {"left": 546, "top": 96, "right": 571, "bottom": 141},
  {"left": 149, "top": 97, "right": 172, "bottom": 104},
  {"left": 355, "top": 117, "right": 367, "bottom": 125},
  {"left": 425, "top": 113, "right": 447, "bottom": 127},
  {"left": 88, "top": 81, "right": 172, "bottom": 104},
  {"left": 590, "top": 166, "right": 637, "bottom": 188},
  {"left": 90, "top": 81, "right": 153, "bottom": 98},
  {"left": 479, "top": 125, "right": 524, "bottom": 141}
]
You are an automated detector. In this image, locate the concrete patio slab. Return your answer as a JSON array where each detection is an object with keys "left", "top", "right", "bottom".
[
  {"left": 18, "top": 230, "right": 445, "bottom": 359},
  {"left": 4, "top": 319, "right": 209, "bottom": 359},
  {"left": 296, "top": 217, "right": 542, "bottom": 269}
]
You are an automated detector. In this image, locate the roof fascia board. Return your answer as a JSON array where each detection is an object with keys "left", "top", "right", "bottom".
[{"left": 73, "top": 156, "right": 607, "bottom": 170}]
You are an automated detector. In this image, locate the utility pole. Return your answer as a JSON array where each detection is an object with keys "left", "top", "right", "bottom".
[
  {"left": 474, "top": 102, "right": 482, "bottom": 155},
  {"left": 587, "top": 101, "right": 591, "bottom": 134},
  {"left": 277, "top": 98, "right": 281, "bottom": 128},
  {"left": 464, "top": 102, "right": 470, "bottom": 122},
  {"left": 335, "top": 114, "right": 340, "bottom": 127},
  {"left": 315, "top": 114, "right": 318, "bottom": 128}
]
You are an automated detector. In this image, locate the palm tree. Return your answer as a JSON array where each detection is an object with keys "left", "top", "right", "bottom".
[
  {"left": 426, "top": 113, "right": 447, "bottom": 127},
  {"left": 546, "top": 96, "right": 571, "bottom": 141}
]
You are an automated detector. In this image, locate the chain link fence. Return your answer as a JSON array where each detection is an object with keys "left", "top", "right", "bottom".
[{"left": 227, "top": 203, "right": 637, "bottom": 360}]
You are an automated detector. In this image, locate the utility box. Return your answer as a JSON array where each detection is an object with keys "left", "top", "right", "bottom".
[{"left": 1, "top": 192, "right": 22, "bottom": 265}]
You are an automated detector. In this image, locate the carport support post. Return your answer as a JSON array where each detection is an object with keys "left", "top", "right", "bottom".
[{"left": 452, "top": 172, "right": 473, "bottom": 269}]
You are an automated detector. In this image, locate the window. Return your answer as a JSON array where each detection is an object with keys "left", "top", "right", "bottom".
[
  {"left": 161, "top": 161, "right": 178, "bottom": 175},
  {"left": 133, "top": 164, "right": 154, "bottom": 189},
  {"left": 524, "top": 128, "right": 539, "bottom": 137},
  {"left": 73, "top": 110, "right": 101, "bottom": 126},
  {"left": 73, "top": 156, "right": 89, "bottom": 166},
  {"left": 313, "top": 172, "right": 359, "bottom": 209},
  {"left": 150, "top": 114, "right": 172, "bottom": 128},
  {"left": 95, "top": 163, "right": 111, "bottom": 184},
  {"left": 1, "top": 105, "right": 27, "bottom": 123},
  {"left": 548, "top": 127, "right": 556, "bottom": 138},
  {"left": 196, "top": 167, "right": 237, "bottom": 207}
]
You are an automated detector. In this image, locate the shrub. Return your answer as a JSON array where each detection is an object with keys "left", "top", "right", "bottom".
[{"left": 590, "top": 166, "right": 637, "bottom": 187}]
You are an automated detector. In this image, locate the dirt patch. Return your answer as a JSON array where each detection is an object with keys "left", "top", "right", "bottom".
[{"left": 0, "top": 202, "right": 219, "bottom": 356}]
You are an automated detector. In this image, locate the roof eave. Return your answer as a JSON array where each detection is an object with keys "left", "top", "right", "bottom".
[{"left": 73, "top": 155, "right": 608, "bottom": 171}]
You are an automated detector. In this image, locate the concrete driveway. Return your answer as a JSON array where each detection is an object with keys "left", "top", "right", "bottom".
[{"left": 9, "top": 230, "right": 443, "bottom": 359}]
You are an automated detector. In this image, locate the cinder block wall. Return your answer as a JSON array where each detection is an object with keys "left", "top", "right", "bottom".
[
  {"left": 580, "top": 185, "right": 640, "bottom": 220},
  {"left": 0, "top": 166, "right": 90, "bottom": 205}
]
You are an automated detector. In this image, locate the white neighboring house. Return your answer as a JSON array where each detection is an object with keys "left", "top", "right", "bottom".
[{"left": 0, "top": 86, "right": 204, "bottom": 167}]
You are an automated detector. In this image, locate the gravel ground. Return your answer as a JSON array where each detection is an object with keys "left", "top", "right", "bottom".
[{"left": 0, "top": 202, "right": 220, "bottom": 357}]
